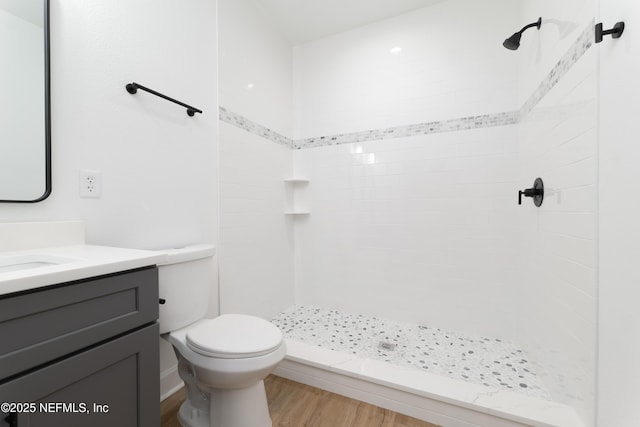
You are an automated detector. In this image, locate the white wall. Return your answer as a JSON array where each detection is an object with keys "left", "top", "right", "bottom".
[
  {"left": 218, "top": 0, "right": 295, "bottom": 320},
  {"left": 597, "top": 0, "right": 640, "bottom": 425},
  {"left": 0, "top": 0, "right": 219, "bottom": 398},
  {"left": 218, "top": 0, "right": 292, "bottom": 136},
  {"left": 0, "top": 0, "right": 219, "bottom": 249},
  {"left": 293, "top": 0, "right": 520, "bottom": 139}
]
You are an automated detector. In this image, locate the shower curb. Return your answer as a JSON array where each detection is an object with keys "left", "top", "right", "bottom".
[{"left": 273, "top": 339, "right": 585, "bottom": 427}]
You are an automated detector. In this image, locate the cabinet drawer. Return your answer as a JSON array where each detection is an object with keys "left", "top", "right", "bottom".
[
  {"left": 0, "top": 323, "right": 159, "bottom": 427},
  {"left": 0, "top": 267, "right": 158, "bottom": 379}
]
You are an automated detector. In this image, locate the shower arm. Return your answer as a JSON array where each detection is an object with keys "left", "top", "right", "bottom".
[
  {"left": 517, "top": 21, "right": 541, "bottom": 35},
  {"left": 595, "top": 21, "right": 625, "bottom": 43}
]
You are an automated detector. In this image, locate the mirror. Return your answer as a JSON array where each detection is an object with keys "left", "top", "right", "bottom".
[{"left": 0, "top": 0, "right": 50, "bottom": 202}]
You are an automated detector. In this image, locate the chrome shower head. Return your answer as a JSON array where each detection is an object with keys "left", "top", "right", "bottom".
[{"left": 503, "top": 17, "right": 541, "bottom": 50}]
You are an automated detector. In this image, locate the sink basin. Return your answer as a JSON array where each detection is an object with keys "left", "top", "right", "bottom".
[
  {"left": 0, "top": 254, "right": 78, "bottom": 274},
  {"left": 0, "top": 245, "right": 167, "bottom": 297}
]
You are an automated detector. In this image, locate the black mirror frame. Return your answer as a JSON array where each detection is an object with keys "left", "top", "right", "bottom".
[{"left": 0, "top": 0, "right": 52, "bottom": 203}]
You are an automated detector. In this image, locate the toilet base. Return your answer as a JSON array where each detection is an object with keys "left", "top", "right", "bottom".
[
  {"left": 178, "top": 400, "right": 209, "bottom": 427},
  {"left": 177, "top": 380, "right": 272, "bottom": 427},
  {"left": 209, "top": 380, "right": 272, "bottom": 427}
]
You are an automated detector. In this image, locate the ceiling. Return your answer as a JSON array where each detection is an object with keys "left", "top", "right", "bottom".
[{"left": 249, "top": 0, "right": 445, "bottom": 44}]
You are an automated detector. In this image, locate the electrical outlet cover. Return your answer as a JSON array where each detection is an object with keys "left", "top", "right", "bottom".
[{"left": 79, "top": 169, "right": 102, "bottom": 198}]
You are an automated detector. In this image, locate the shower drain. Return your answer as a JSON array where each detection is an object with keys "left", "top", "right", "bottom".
[{"left": 378, "top": 341, "right": 396, "bottom": 351}]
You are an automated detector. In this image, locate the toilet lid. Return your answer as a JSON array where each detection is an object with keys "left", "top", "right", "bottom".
[{"left": 186, "top": 314, "right": 283, "bottom": 359}]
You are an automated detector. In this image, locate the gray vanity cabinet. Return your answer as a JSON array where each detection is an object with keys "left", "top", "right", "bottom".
[{"left": 0, "top": 267, "right": 160, "bottom": 427}]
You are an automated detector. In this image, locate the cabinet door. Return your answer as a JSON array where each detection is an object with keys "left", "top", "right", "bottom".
[{"left": 0, "top": 324, "right": 159, "bottom": 427}]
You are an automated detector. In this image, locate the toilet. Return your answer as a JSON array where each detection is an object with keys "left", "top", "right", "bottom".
[{"left": 157, "top": 244, "right": 286, "bottom": 427}]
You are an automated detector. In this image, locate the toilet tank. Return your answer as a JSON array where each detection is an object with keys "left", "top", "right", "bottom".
[{"left": 156, "top": 244, "right": 216, "bottom": 334}]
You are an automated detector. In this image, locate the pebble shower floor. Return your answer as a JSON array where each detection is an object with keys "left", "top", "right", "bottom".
[{"left": 271, "top": 305, "right": 552, "bottom": 400}]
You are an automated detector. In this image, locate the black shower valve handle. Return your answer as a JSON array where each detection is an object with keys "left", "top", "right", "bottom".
[
  {"left": 518, "top": 187, "right": 542, "bottom": 205},
  {"left": 518, "top": 178, "right": 544, "bottom": 207}
]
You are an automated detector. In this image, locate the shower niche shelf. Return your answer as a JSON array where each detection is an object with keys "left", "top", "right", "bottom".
[{"left": 284, "top": 178, "right": 310, "bottom": 216}]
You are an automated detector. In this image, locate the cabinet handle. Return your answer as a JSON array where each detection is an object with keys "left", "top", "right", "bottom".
[{"left": 4, "top": 413, "right": 17, "bottom": 427}]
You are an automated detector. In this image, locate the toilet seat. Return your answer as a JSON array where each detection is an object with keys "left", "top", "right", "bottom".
[{"left": 186, "top": 314, "right": 283, "bottom": 359}]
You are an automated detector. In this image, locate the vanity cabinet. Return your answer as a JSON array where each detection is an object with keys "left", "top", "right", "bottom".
[{"left": 0, "top": 266, "right": 159, "bottom": 427}]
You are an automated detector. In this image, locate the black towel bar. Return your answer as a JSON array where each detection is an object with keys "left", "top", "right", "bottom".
[{"left": 126, "top": 82, "right": 202, "bottom": 116}]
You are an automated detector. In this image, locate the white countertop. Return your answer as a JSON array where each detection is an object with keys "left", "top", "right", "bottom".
[{"left": 0, "top": 245, "right": 165, "bottom": 296}]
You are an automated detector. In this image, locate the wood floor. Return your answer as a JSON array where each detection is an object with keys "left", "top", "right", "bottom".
[{"left": 161, "top": 375, "right": 441, "bottom": 427}]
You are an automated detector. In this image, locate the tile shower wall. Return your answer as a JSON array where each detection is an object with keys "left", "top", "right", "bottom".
[
  {"left": 217, "top": 0, "right": 597, "bottom": 423},
  {"left": 291, "top": 0, "right": 597, "bottom": 424},
  {"left": 292, "top": 0, "right": 521, "bottom": 340},
  {"left": 293, "top": 0, "right": 520, "bottom": 139},
  {"left": 516, "top": 1, "right": 597, "bottom": 425},
  {"left": 218, "top": 0, "right": 292, "bottom": 138},
  {"left": 516, "top": 1, "right": 596, "bottom": 108},
  {"left": 516, "top": 48, "right": 597, "bottom": 427},
  {"left": 219, "top": 123, "right": 294, "bottom": 319},
  {"left": 293, "top": 126, "right": 520, "bottom": 339},
  {"left": 217, "top": 0, "right": 295, "bottom": 319}
]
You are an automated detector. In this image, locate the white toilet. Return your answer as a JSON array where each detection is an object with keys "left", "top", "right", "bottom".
[{"left": 157, "top": 244, "right": 286, "bottom": 427}]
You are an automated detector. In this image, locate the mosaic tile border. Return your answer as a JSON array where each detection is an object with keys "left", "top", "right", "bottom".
[
  {"left": 520, "top": 19, "right": 594, "bottom": 118},
  {"left": 293, "top": 111, "right": 520, "bottom": 149},
  {"left": 219, "top": 20, "right": 594, "bottom": 150},
  {"left": 219, "top": 107, "right": 292, "bottom": 148}
]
